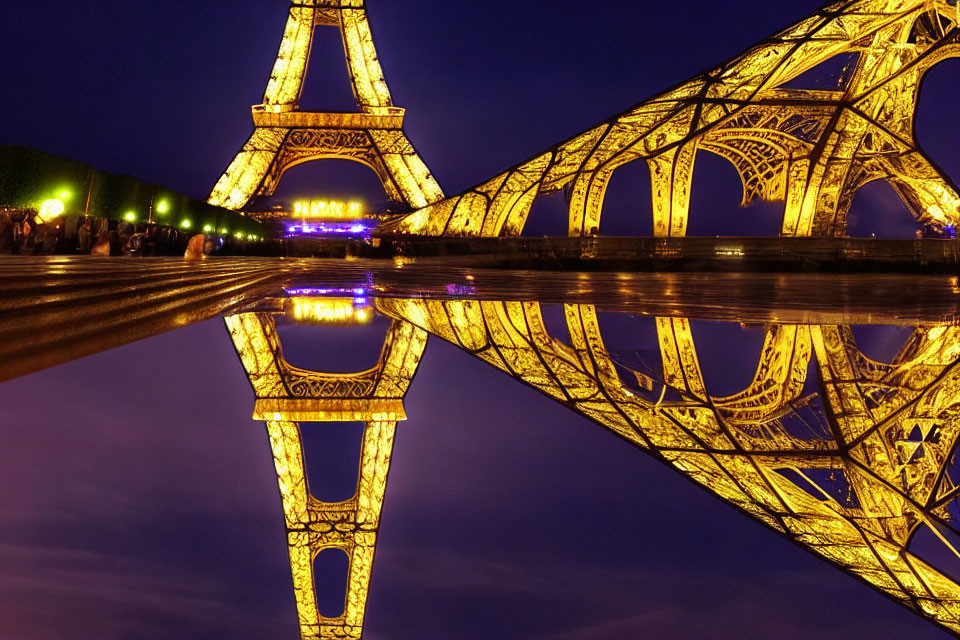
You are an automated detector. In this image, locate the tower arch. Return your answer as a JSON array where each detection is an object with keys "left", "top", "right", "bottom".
[{"left": 209, "top": 0, "right": 444, "bottom": 211}]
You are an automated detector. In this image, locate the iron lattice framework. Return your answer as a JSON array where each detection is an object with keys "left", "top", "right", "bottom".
[
  {"left": 381, "top": 0, "right": 960, "bottom": 238},
  {"left": 376, "top": 298, "right": 960, "bottom": 635},
  {"left": 226, "top": 312, "right": 427, "bottom": 640},
  {"left": 209, "top": 0, "right": 444, "bottom": 211},
  {"left": 212, "top": 1, "right": 960, "bottom": 637}
]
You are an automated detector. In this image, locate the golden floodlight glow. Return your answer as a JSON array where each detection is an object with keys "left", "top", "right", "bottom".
[
  {"left": 380, "top": 0, "right": 960, "bottom": 239},
  {"left": 216, "top": 1, "right": 960, "bottom": 638},
  {"left": 156, "top": 200, "right": 170, "bottom": 214},
  {"left": 124, "top": 211, "right": 137, "bottom": 222},
  {"left": 294, "top": 199, "right": 365, "bottom": 221}
]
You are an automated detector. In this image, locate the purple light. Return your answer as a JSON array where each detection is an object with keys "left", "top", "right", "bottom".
[
  {"left": 445, "top": 284, "right": 477, "bottom": 296},
  {"left": 285, "top": 219, "right": 375, "bottom": 237},
  {"left": 284, "top": 287, "right": 372, "bottom": 297}
]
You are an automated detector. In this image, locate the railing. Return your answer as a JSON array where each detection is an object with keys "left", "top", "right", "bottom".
[
  {"left": 373, "top": 235, "right": 960, "bottom": 273},
  {"left": 251, "top": 106, "right": 405, "bottom": 130}
]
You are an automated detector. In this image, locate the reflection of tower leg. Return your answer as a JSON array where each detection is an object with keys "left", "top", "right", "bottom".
[
  {"left": 268, "top": 418, "right": 397, "bottom": 640},
  {"left": 209, "top": 1, "right": 443, "bottom": 210},
  {"left": 225, "top": 312, "right": 427, "bottom": 640}
]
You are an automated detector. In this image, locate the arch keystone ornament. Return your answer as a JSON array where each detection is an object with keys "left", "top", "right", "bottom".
[{"left": 209, "top": 0, "right": 444, "bottom": 211}]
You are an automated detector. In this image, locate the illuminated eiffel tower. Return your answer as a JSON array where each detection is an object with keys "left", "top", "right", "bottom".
[
  {"left": 209, "top": 0, "right": 444, "bottom": 211},
  {"left": 226, "top": 304, "right": 427, "bottom": 640}
]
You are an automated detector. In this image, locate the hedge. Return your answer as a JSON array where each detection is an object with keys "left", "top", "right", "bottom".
[{"left": 0, "top": 146, "right": 264, "bottom": 237}]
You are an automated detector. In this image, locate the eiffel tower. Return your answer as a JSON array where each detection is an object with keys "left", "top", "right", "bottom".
[{"left": 209, "top": 0, "right": 444, "bottom": 211}]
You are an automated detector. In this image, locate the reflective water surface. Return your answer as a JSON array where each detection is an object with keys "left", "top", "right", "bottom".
[{"left": 3, "top": 260, "right": 960, "bottom": 639}]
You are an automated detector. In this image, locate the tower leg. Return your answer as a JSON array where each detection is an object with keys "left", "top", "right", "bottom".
[
  {"left": 649, "top": 145, "right": 696, "bottom": 237},
  {"left": 209, "top": 129, "right": 287, "bottom": 210},
  {"left": 268, "top": 418, "right": 397, "bottom": 640}
]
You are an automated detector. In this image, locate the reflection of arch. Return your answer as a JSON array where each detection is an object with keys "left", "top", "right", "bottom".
[
  {"left": 228, "top": 313, "right": 423, "bottom": 420},
  {"left": 377, "top": 297, "right": 960, "bottom": 634},
  {"left": 813, "top": 324, "right": 960, "bottom": 488},
  {"left": 209, "top": 1, "right": 443, "bottom": 211},
  {"left": 383, "top": 1, "right": 960, "bottom": 238},
  {"left": 654, "top": 318, "right": 813, "bottom": 420},
  {"left": 226, "top": 312, "right": 427, "bottom": 640}
]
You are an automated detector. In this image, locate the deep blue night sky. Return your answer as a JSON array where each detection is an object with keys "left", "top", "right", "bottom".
[{"left": 1, "top": 1, "right": 960, "bottom": 639}]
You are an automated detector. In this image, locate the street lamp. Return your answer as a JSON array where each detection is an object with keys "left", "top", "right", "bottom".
[
  {"left": 37, "top": 198, "right": 66, "bottom": 224},
  {"left": 148, "top": 196, "right": 170, "bottom": 224}
]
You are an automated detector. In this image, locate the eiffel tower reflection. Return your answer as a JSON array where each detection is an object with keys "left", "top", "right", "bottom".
[{"left": 226, "top": 280, "right": 960, "bottom": 639}]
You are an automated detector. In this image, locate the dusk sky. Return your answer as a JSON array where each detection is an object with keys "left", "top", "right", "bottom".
[{"left": 2, "top": 1, "right": 960, "bottom": 639}]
